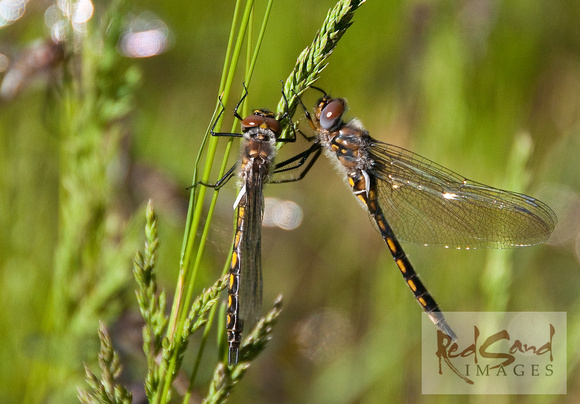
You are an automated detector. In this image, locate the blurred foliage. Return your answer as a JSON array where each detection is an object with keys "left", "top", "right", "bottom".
[{"left": 1, "top": 0, "right": 580, "bottom": 403}]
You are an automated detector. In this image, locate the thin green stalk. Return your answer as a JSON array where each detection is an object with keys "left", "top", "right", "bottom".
[
  {"left": 178, "top": 0, "right": 244, "bottom": 264},
  {"left": 246, "top": 0, "right": 274, "bottom": 83}
]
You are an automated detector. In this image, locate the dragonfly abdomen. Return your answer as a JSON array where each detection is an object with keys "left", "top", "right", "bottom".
[
  {"left": 350, "top": 169, "right": 458, "bottom": 340},
  {"left": 227, "top": 203, "right": 246, "bottom": 365}
]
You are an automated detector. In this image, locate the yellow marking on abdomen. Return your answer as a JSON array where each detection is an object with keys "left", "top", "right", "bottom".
[
  {"left": 407, "top": 279, "right": 417, "bottom": 292},
  {"left": 237, "top": 207, "right": 245, "bottom": 223},
  {"left": 377, "top": 219, "right": 387, "bottom": 232},
  {"left": 386, "top": 238, "right": 396, "bottom": 253},
  {"left": 396, "top": 259, "right": 407, "bottom": 274}
]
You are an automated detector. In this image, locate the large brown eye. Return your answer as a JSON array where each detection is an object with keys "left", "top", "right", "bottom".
[
  {"left": 241, "top": 115, "right": 264, "bottom": 130},
  {"left": 319, "top": 99, "right": 345, "bottom": 130},
  {"left": 264, "top": 116, "right": 281, "bottom": 134}
]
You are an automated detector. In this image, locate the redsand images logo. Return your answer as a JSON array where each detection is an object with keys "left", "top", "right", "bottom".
[{"left": 421, "top": 312, "right": 566, "bottom": 394}]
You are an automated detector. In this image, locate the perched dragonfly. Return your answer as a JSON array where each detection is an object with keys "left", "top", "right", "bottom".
[
  {"left": 280, "top": 87, "right": 557, "bottom": 339},
  {"left": 202, "top": 87, "right": 299, "bottom": 365}
]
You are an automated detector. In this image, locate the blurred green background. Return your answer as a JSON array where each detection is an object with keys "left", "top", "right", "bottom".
[{"left": 1, "top": 0, "right": 580, "bottom": 403}]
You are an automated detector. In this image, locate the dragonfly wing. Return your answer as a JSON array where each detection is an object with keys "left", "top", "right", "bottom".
[
  {"left": 368, "top": 141, "right": 557, "bottom": 249},
  {"left": 239, "top": 163, "right": 264, "bottom": 330}
]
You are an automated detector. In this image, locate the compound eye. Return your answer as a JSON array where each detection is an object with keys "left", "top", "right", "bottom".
[
  {"left": 264, "top": 116, "right": 282, "bottom": 135},
  {"left": 241, "top": 114, "right": 264, "bottom": 130},
  {"left": 319, "top": 99, "right": 345, "bottom": 130}
]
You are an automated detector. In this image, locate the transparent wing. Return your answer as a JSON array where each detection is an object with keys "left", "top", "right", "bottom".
[
  {"left": 239, "top": 163, "right": 264, "bottom": 330},
  {"left": 368, "top": 141, "right": 557, "bottom": 249}
]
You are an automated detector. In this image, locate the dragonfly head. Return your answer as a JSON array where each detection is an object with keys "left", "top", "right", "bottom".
[{"left": 241, "top": 109, "right": 282, "bottom": 136}]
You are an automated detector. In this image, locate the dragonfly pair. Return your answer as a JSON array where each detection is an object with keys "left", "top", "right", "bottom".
[{"left": 202, "top": 85, "right": 557, "bottom": 365}]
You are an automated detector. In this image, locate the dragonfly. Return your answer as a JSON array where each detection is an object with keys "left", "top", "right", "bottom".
[
  {"left": 201, "top": 86, "right": 300, "bottom": 365},
  {"left": 278, "top": 87, "right": 557, "bottom": 339}
]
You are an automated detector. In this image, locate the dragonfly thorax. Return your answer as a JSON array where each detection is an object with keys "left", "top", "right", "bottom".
[{"left": 240, "top": 134, "right": 277, "bottom": 169}]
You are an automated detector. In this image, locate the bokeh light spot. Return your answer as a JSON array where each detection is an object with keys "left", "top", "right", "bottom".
[
  {"left": 119, "top": 12, "right": 170, "bottom": 58},
  {"left": 0, "top": 0, "right": 28, "bottom": 27},
  {"left": 263, "top": 197, "right": 303, "bottom": 230}
]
